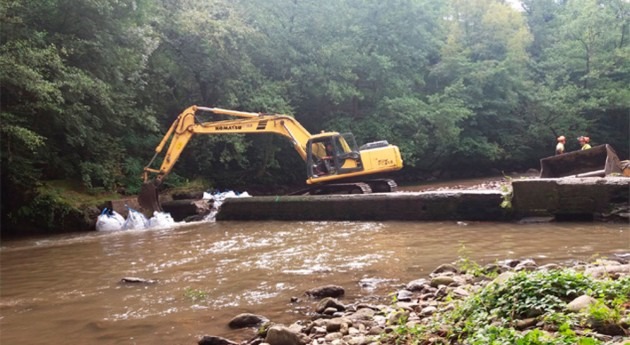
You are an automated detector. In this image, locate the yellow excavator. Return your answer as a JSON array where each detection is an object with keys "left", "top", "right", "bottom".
[{"left": 138, "top": 105, "right": 403, "bottom": 212}]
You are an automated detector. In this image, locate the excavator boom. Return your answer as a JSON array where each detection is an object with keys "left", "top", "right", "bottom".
[{"left": 139, "top": 105, "right": 403, "bottom": 213}]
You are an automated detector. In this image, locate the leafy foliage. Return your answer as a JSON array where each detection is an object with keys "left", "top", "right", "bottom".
[
  {"left": 1, "top": 0, "right": 628, "bottom": 233},
  {"left": 423, "top": 268, "right": 627, "bottom": 344}
]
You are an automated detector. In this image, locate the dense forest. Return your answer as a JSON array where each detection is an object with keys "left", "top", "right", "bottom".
[{"left": 1, "top": 0, "right": 628, "bottom": 231}]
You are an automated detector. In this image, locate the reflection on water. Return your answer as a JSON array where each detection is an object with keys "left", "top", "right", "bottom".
[{"left": 1, "top": 220, "right": 628, "bottom": 344}]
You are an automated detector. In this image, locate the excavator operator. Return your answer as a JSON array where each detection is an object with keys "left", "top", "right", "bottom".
[
  {"left": 323, "top": 143, "right": 336, "bottom": 174},
  {"left": 313, "top": 142, "right": 336, "bottom": 176}
]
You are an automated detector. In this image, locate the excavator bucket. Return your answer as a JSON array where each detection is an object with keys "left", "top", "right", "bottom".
[
  {"left": 539, "top": 144, "right": 623, "bottom": 178},
  {"left": 138, "top": 181, "right": 163, "bottom": 214}
]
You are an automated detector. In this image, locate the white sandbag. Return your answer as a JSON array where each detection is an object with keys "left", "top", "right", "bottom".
[
  {"left": 223, "top": 190, "right": 238, "bottom": 198},
  {"left": 96, "top": 209, "right": 124, "bottom": 231},
  {"left": 122, "top": 208, "right": 148, "bottom": 230},
  {"left": 147, "top": 211, "right": 175, "bottom": 229}
]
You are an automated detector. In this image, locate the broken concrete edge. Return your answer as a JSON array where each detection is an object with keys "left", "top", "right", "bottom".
[{"left": 512, "top": 177, "right": 629, "bottom": 220}]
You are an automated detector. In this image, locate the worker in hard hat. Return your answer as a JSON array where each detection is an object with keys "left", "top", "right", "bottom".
[
  {"left": 578, "top": 136, "right": 591, "bottom": 150},
  {"left": 555, "top": 136, "right": 566, "bottom": 155}
]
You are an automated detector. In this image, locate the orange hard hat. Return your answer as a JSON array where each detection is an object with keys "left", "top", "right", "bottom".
[{"left": 557, "top": 136, "right": 565, "bottom": 142}]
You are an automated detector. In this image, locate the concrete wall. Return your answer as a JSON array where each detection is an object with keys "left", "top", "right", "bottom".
[
  {"left": 217, "top": 191, "right": 510, "bottom": 221},
  {"left": 512, "top": 177, "right": 629, "bottom": 218},
  {"left": 217, "top": 178, "right": 629, "bottom": 222}
]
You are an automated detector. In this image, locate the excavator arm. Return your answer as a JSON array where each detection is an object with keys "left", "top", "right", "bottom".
[
  {"left": 139, "top": 106, "right": 314, "bottom": 212},
  {"left": 143, "top": 106, "right": 312, "bottom": 183}
]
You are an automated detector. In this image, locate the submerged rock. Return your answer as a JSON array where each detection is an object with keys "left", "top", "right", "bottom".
[
  {"left": 228, "top": 313, "right": 268, "bottom": 329},
  {"left": 198, "top": 335, "right": 238, "bottom": 345},
  {"left": 306, "top": 285, "right": 345, "bottom": 299},
  {"left": 315, "top": 297, "right": 345, "bottom": 314},
  {"left": 431, "top": 263, "right": 459, "bottom": 274},
  {"left": 120, "top": 277, "right": 156, "bottom": 284}
]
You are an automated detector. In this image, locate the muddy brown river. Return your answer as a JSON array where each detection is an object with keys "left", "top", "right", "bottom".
[{"left": 1, "top": 218, "right": 628, "bottom": 344}]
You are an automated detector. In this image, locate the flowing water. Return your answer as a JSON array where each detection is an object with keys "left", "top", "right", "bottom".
[{"left": 1, "top": 219, "right": 628, "bottom": 345}]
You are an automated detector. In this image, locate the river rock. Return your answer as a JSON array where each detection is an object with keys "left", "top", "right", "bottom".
[
  {"left": 387, "top": 309, "right": 409, "bottom": 325},
  {"left": 566, "top": 295, "right": 598, "bottom": 312},
  {"left": 482, "top": 263, "right": 504, "bottom": 275},
  {"left": 198, "top": 335, "right": 238, "bottom": 345},
  {"left": 396, "top": 301, "right": 419, "bottom": 311},
  {"left": 613, "top": 253, "right": 630, "bottom": 263},
  {"left": 498, "top": 259, "right": 520, "bottom": 267},
  {"left": 306, "top": 285, "right": 345, "bottom": 299},
  {"left": 452, "top": 287, "right": 469, "bottom": 298},
  {"left": 514, "top": 259, "right": 538, "bottom": 271},
  {"left": 590, "top": 322, "right": 627, "bottom": 336},
  {"left": 419, "top": 306, "right": 437, "bottom": 317},
  {"left": 315, "top": 297, "right": 346, "bottom": 313},
  {"left": 350, "top": 334, "right": 374, "bottom": 345},
  {"left": 405, "top": 278, "right": 428, "bottom": 292},
  {"left": 538, "top": 263, "right": 561, "bottom": 271},
  {"left": 367, "top": 326, "right": 384, "bottom": 335},
  {"left": 347, "top": 307, "right": 376, "bottom": 322},
  {"left": 431, "top": 263, "right": 459, "bottom": 275},
  {"left": 324, "top": 332, "right": 343, "bottom": 342},
  {"left": 593, "top": 259, "right": 623, "bottom": 266},
  {"left": 120, "top": 277, "right": 156, "bottom": 284},
  {"left": 228, "top": 313, "right": 268, "bottom": 329},
  {"left": 325, "top": 317, "right": 351, "bottom": 332},
  {"left": 492, "top": 271, "right": 516, "bottom": 285},
  {"left": 322, "top": 307, "right": 337, "bottom": 315},
  {"left": 430, "top": 276, "right": 455, "bottom": 287},
  {"left": 585, "top": 264, "right": 630, "bottom": 278},
  {"left": 514, "top": 318, "right": 538, "bottom": 330},
  {"left": 265, "top": 325, "right": 306, "bottom": 345},
  {"left": 396, "top": 289, "right": 414, "bottom": 302}
]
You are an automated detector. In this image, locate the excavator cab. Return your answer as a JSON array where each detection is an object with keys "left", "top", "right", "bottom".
[{"left": 306, "top": 133, "right": 363, "bottom": 178}]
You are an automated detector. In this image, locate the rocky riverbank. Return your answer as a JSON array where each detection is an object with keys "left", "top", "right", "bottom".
[{"left": 199, "top": 256, "right": 630, "bottom": 345}]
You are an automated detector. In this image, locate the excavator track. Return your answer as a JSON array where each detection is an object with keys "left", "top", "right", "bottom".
[
  {"left": 290, "top": 182, "right": 373, "bottom": 195},
  {"left": 365, "top": 179, "right": 398, "bottom": 193}
]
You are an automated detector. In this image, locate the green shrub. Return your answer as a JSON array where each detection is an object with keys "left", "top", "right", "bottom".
[{"left": 420, "top": 267, "right": 613, "bottom": 344}]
